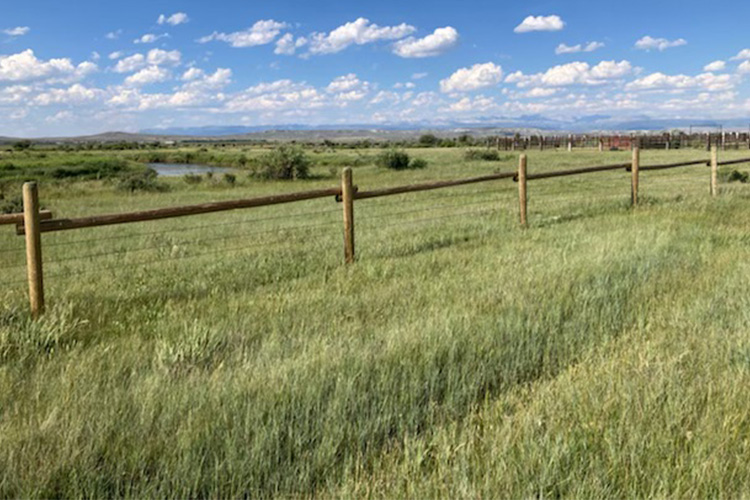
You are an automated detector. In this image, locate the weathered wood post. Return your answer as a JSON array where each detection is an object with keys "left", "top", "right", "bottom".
[
  {"left": 341, "top": 167, "right": 355, "bottom": 264},
  {"left": 598, "top": 136, "right": 604, "bottom": 152},
  {"left": 23, "top": 182, "right": 45, "bottom": 318},
  {"left": 631, "top": 146, "right": 640, "bottom": 207},
  {"left": 539, "top": 135, "right": 544, "bottom": 151},
  {"left": 518, "top": 154, "right": 528, "bottom": 227},
  {"left": 567, "top": 134, "right": 573, "bottom": 152},
  {"left": 710, "top": 145, "right": 718, "bottom": 197}
]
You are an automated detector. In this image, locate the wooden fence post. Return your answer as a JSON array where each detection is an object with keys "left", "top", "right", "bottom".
[
  {"left": 711, "top": 145, "right": 718, "bottom": 197},
  {"left": 518, "top": 154, "right": 528, "bottom": 227},
  {"left": 567, "top": 134, "right": 573, "bottom": 152},
  {"left": 23, "top": 182, "right": 45, "bottom": 318},
  {"left": 341, "top": 167, "right": 355, "bottom": 264},
  {"left": 631, "top": 146, "right": 640, "bottom": 207}
]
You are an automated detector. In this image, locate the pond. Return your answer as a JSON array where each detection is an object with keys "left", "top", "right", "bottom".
[{"left": 147, "top": 163, "right": 233, "bottom": 177}]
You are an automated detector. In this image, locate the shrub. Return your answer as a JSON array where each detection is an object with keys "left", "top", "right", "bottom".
[
  {"left": 721, "top": 169, "right": 749, "bottom": 183},
  {"left": 184, "top": 174, "right": 203, "bottom": 184},
  {"left": 464, "top": 149, "right": 500, "bottom": 161},
  {"left": 116, "top": 169, "right": 169, "bottom": 193},
  {"left": 254, "top": 146, "right": 311, "bottom": 180},
  {"left": 418, "top": 134, "right": 439, "bottom": 147},
  {"left": 223, "top": 173, "right": 237, "bottom": 186},
  {"left": 376, "top": 150, "right": 411, "bottom": 170},
  {"left": 410, "top": 158, "right": 428, "bottom": 169},
  {"left": 0, "top": 195, "right": 24, "bottom": 214}
]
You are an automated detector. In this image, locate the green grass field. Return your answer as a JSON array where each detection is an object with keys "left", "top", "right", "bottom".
[{"left": 1, "top": 146, "right": 749, "bottom": 497}]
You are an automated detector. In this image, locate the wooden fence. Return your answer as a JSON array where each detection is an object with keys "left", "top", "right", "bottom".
[
  {"left": 3, "top": 145, "right": 748, "bottom": 318},
  {"left": 490, "top": 132, "right": 750, "bottom": 151}
]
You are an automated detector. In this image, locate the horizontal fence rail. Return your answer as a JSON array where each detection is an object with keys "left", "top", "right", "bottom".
[
  {"left": 0, "top": 210, "right": 52, "bottom": 225},
  {"left": 4, "top": 145, "right": 745, "bottom": 318},
  {"left": 16, "top": 188, "right": 344, "bottom": 235}
]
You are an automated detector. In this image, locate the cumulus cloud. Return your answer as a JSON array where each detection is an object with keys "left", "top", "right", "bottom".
[
  {"left": 108, "top": 51, "right": 125, "bottom": 60},
  {"left": 730, "top": 49, "right": 750, "bottom": 60},
  {"left": 505, "top": 60, "right": 633, "bottom": 88},
  {"left": 134, "top": 33, "right": 169, "bottom": 44},
  {"left": 737, "top": 61, "right": 750, "bottom": 74},
  {"left": 440, "top": 62, "right": 503, "bottom": 93},
  {"left": 274, "top": 33, "right": 308, "bottom": 55},
  {"left": 198, "top": 20, "right": 287, "bottom": 48},
  {"left": 703, "top": 60, "right": 726, "bottom": 72},
  {"left": 105, "top": 29, "right": 122, "bottom": 40},
  {"left": 555, "top": 41, "right": 604, "bottom": 55},
  {"left": 125, "top": 66, "right": 172, "bottom": 86},
  {"left": 634, "top": 36, "right": 687, "bottom": 51},
  {"left": 0, "top": 49, "right": 96, "bottom": 83},
  {"left": 514, "top": 15, "right": 564, "bottom": 33},
  {"left": 625, "top": 72, "right": 733, "bottom": 91},
  {"left": 392, "top": 27, "right": 459, "bottom": 58},
  {"left": 33, "top": 84, "right": 104, "bottom": 105},
  {"left": 2, "top": 26, "right": 30, "bottom": 36},
  {"left": 226, "top": 80, "right": 326, "bottom": 111},
  {"left": 113, "top": 49, "right": 180, "bottom": 73},
  {"left": 307, "top": 18, "right": 415, "bottom": 55},
  {"left": 158, "top": 12, "right": 189, "bottom": 26}
]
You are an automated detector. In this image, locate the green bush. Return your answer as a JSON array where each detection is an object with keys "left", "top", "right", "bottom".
[
  {"left": 464, "top": 149, "right": 500, "bottom": 161},
  {"left": 223, "top": 173, "right": 237, "bottom": 186},
  {"left": 410, "top": 158, "right": 428, "bottom": 170},
  {"left": 0, "top": 195, "right": 23, "bottom": 214},
  {"left": 184, "top": 174, "right": 203, "bottom": 184},
  {"left": 254, "top": 146, "right": 311, "bottom": 180},
  {"left": 116, "top": 169, "right": 169, "bottom": 193},
  {"left": 721, "top": 169, "right": 749, "bottom": 183},
  {"left": 376, "top": 150, "right": 412, "bottom": 170}
]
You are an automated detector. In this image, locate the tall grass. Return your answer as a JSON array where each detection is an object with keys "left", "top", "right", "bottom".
[{"left": 0, "top": 147, "right": 748, "bottom": 497}]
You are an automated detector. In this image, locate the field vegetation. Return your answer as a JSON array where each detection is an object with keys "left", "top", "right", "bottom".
[{"left": 0, "top": 143, "right": 749, "bottom": 497}]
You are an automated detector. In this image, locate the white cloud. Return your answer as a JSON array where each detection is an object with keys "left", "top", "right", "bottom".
[
  {"left": 634, "top": 36, "right": 687, "bottom": 51},
  {"left": 392, "top": 26, "right": 459, "bottom": 58},
  {"left": 704, "top": 60, "right": 726, "bottom": 72},
  {"left": 394, "top": 82, "right": 416, "bottom": 89},
  {"left": 505, "top": 60, "right": 633, "bottom": 88},
  {"left": 125, "top": 66, "right": 172, "bottom": 86},
  {"left": 737, "top": 61, "right": 750, "bottom": 74},
  {"left": 514, "top": 15, "right": 564, "bottom": 33},
  {"left": 0, "top": 50, "right": 96, "bottom": 83},
  {"left": 625, "top": 72, "right": 734, "bottom": 91},
  {"left": 33, "top": 84, "right": 105, "bottom": 105},
  {"left": 274, "top": 33, "right": 308, "bottom": 55},
  {"left": 113, "top": 54, "right": 145, "bottom": 73},
  {"left": 105, "top": 30, "right": 122, "bottom": 40},
  {"left": 307, "top": 18, "right": 415, "bottom": 55},
  {"left": 443, "top": 95, "right": 500, "bottom": 113},
  {"left": 198, "top": 20, "right": 287, "bottom": 48},
  {"left": 412, "top": 72, "right": 428, "bottom": 80},
  {"left": 158, "top": 12, "right": 189, "bottom": 26},
  {"left": 181, "top": 68, "right": 232, "bottom": 91},
  {"left": 440, "top": 62, "right": 503, "bottom": 93},
  {"left": 108, "top": 51, "right": 125, "bottom": 60},
  {"left": 327, "top": 73, "right": 363, "bottom": 93},
  {"left": 3, "top": 26, "right": 30, "bottom": 36},
  {"left": 113, "top": 49, "right": 180, "bottom": 73},
  {"left": 226, "top": 80, "right": 327, "bottom": 111},
  {"left": 146, "top": 49, "right": 181, "bottom": 66},
  {"left": 134, "top": 33, "right": 169, "bottom": 44},
  {"left": 556, "top": 41, "right": 604, "bottom": 55},
  {"left": 731, "top": 49, "right": 750, "bottom": 60}
]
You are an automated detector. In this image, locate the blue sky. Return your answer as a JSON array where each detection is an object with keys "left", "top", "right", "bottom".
[{"left": 2, "top": 0, "right": 750, "bottom": 136}]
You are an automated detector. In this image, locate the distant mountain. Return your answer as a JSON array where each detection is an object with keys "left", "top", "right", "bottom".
[{"left": 3, "top": 115, "right": 750, "bottom": 143}]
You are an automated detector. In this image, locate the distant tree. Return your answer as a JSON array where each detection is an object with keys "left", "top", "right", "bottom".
[
  {"left": 12, "top": 140, "right": 31, "bottom": 151},
  {"left": 418, "top": 134, "right": 439, "bottom": 147}
]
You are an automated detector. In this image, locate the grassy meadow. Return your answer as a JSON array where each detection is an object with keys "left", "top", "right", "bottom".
[{"left": 0, "top": 143, "right": 749, "bottom": 497}]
